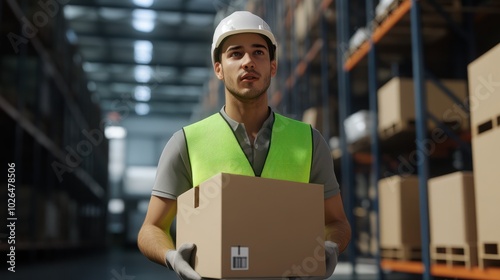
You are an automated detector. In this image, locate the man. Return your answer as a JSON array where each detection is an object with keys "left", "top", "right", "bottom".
[{"left": 138, "top": 11, "right": 351, "bottom": 280}]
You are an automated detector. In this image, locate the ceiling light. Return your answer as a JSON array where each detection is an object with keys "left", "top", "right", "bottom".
[
  {"left": 108, "top": 198, "right": 125, "bottom": 214},
  {"left": 134, "top": 86, "right": 151, "bottom": 102},
  {"left": 133, "top": 0, "right": 154, "bottom": 8},
  {"left": 105, "top": 126, "right": 127, "bottom": 139},
  {"left": 132, "top": 9, "right": 156, "bottom": 33},
  {"left": 99, "top": 7, "right": 128, "bottom": 20},
  {"left": 135, "top": 103, "right": 150, "bottom": 115},
  {"left": 134, "top": 65, "right": 151, "bottom": 83},
  {"left": 134, "top": 40, "right": 153, "bottom": 64},
  {"left": 133, "top": 19, "right": 155, "bottom": 33},
  {"left": 64, "top": 6, "right": 86, "bottom": 20},
  {"left": 82, "top": 62, "right": 98, "bottom": 72}
]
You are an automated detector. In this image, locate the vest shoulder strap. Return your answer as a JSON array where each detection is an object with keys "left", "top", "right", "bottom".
[
  {"left": 183, "top": 113, "right": 254, "bottom": 187},
  {"left": 261, "top": 113, "right": 312, "bottom": 182}
]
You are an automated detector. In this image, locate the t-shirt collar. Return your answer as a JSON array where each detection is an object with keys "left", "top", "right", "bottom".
[{"left": 219, "top": 106, "right": 274, "bottom": 132}]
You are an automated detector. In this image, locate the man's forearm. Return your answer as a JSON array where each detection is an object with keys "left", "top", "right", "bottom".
[
  {"left": 325, "top": 220, "right": 351, "bottom": 253},
  {"left": 137, "top": 224, "right": 176, "bottom": 266}
]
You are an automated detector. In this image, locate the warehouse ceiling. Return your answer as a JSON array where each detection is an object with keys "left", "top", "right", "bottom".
[{"left": 63, "top": 0, "right": 238, "bottom": 122}]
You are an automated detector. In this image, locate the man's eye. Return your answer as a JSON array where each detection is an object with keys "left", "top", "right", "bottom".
[
  {"left": 255, "top": 50, "right": 265, "bottom": 55},
  {"left": 230, "top": 52, "right": 242, "bottom": 57}
]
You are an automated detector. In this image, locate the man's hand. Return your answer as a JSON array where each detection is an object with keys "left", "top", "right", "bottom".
[
  {"left": 289, "top": 241, "right": 339, "bottom": 280},
  {"left": 324, "top": 241, "right": 339, "bottom": 278},
  {"left": 166, "top": 243, "right": 202, "bottom": 280}
]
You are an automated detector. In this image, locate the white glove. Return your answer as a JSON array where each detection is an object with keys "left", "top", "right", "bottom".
[
  {"left": 289, "top": 241, "right": 339, "bottom": 280},
  {"left": 324, "top": 241, "right": 339, "bottom": 278},
  {"left": 166, "top": 243, "right": 202, "bottom": 280}
]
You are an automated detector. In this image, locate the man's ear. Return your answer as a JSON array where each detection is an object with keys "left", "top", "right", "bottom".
[
  {"left": 270, "top": 60, "right": 277, "bottom": 77},
  {"left": 214, "top": 62, "right": 224, "bottom": 80}
]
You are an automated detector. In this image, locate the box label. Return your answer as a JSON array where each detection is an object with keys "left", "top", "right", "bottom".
[{"left": 231, "top": 246, "right": 249, "bottom": 270}]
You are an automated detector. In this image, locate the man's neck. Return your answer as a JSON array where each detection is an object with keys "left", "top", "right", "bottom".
[{"left": 224, "top": 99, "right": 270, "bottom": 141}]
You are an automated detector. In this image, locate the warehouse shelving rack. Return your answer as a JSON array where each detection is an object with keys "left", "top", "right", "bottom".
[
  {"left": 248, "top": 0, "right": 361, "bottom": 274},
  {"left": 0, "top": 0, "right": 109, "bottom": 259},
  {"left": 338, "top": 0, "right": 500, "bottom": 279},
  {"left": 246, "top": 0, "right": 381, "bottom": 275},
  {"left": 206, "top": 0, "right": 500, "bottom": 278}
]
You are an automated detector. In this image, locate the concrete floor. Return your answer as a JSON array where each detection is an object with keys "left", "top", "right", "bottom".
[{"left": 0, "top": 246, "right": 420, "bottom": 280}]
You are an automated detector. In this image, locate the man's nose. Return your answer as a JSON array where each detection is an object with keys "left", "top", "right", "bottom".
[{"left": 241, "top": 53, "right": 255, "bottom": 69}]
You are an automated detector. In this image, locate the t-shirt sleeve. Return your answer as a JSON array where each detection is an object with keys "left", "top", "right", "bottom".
[
  {"left": 151, "top": 130, "right": 192, "bottom": 199},
  {"left": 310, "top": 128, "right": 340, "bottom": 199}
]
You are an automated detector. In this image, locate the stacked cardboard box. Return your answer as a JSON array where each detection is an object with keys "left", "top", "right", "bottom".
[
  {"left": 378, "top": 77, "right": 468, "bottom": 139},
  {"left": 468, "top": 43, "right": 500, "bottom": 269},
  {"left": 428, "top": 171, "right": 477, "bottom": 268},
  {"left": 378, "top": 175, "right": 421, "bottom": 260}
]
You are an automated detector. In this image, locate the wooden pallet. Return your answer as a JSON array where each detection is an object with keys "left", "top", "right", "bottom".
[
  {"left": 479, "top": 242, "right": 500, "bottom": 269},
  {"left": 379, "top": 120, "right": 416, "bottom": 140},
  {"left": 431, "top": 244, "right": 478, "bottom": 269},
  {"left": 379, "top": 119, "right": 464, "bottom": 140},
  {"left": 381, "top": 245, "right": 422, "bottom": 261}
]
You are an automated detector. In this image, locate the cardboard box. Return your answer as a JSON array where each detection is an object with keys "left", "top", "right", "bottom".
[
  {"left": 467, "top": 43, "right": 500, "bottom": 132},
  {"left": 378, "top": 77, "right": 469, "bottom": 139},
  {"left": 176, "top": 173, "right": 326, "bottom": 279},
  {"left": 429, "top": 171, "right": 476, "bottom": 245},
  {"left": 378, "top": 175, "right": 421, "bottom": 249},
  {"left": 302, "top": 101, "right": 338, "bottom": 137},
  {"left": 468, "top": 43, "right": 500, "bottom": 268},
  {"left": 471, "top": 126, "right": 500, "bottom": 266},
  {"left": 428, "top": 171, "right": 477, "bottom": 267},
  {"left": 302, "top": 107, "right": 323, "bottom": 131}
]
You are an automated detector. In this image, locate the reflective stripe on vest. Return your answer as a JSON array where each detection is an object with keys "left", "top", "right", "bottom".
[{"left": 183, "top": 112, "right": 312, "bottom": 187}]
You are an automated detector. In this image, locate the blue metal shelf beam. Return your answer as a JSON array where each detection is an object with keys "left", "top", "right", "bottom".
[
  {"left": 425, "top": 71, "right": 469, "bottom": 112},
  {"left": 410, "top": 1, "right": 432, "bottom": 279},
  {"left": 427, "top": 113, "right": 472, "bottom": 154},
  {"left": 366, "top": 1, "right": 383, "bottom": 279},
  {"left": 336, "top": 0, "right": 357, "bottom": 275},
  {"left": 321, "top": 13, "right": 330, "bottom": 140}
]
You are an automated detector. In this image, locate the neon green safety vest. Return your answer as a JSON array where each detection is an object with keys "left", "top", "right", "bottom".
[{"left": 183, "top": 113, "right": 313, "bottom": 187}]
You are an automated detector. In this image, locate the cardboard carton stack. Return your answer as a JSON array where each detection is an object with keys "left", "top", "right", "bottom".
[
  {"left": 428, "top": 171, "right": 477, "bottom": 268},
  {"left": 378, "top": 175, "right": 421, "bottom": 260},
  {"left": 467, "top": 43, "right": 500, "bottom": 269},
  {"left": 377, "top": 77, "right": 468, "bottom": 139}
]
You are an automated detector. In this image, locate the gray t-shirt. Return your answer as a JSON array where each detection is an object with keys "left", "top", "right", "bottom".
[{"left": 152, "top": 107, "right": 340, "bottom": 199}]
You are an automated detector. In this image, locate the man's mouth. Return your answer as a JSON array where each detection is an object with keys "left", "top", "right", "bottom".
[{"left": 240, "top": 72, "right": 259, "bottom": 81}]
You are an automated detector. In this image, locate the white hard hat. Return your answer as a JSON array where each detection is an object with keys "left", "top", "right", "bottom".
[{"left": 211, "top": 11, "right": 277, "bottom": 65}]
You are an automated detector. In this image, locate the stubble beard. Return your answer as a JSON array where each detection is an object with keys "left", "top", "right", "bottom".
[{"left": 224, "top": 75, "right": 271, "bottom": 102}]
